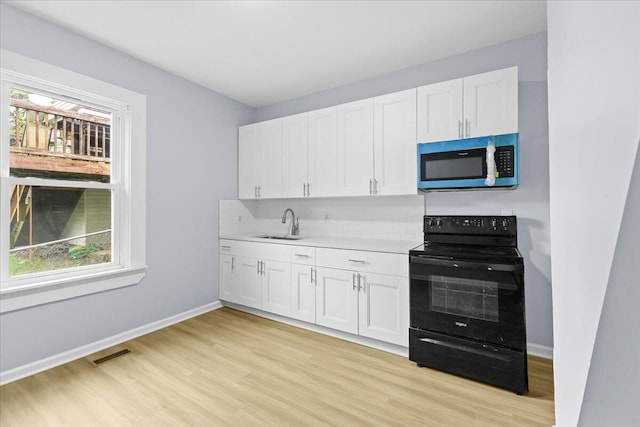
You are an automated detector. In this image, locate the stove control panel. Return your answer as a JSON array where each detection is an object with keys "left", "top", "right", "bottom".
[{"left": 424, "top": 215, "right": 517, "bottom": 235}]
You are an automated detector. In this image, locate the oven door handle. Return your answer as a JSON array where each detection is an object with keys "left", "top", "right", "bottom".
[{"left": 410, "top": 255, "right": 523, "bottom": 273}]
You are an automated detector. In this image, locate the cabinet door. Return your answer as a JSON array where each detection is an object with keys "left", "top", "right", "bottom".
[
  {"left": 315, "top": 268, "right": 358, "bottom": 334},
  {"left": 236, "top": 256, "right": 262, "bottom": 309},
  {"left": 307, "top": 106, "right": 337, "bottom": 197},
  {"left": 219, "top": 254, "right": 237, "bottom": 303},
  {"left": 261, "top": 118, "right": 284, "bottom": 199},
  {"left": 358, "top": 273, "right": 409, "bottom": 346},
  {"left": 417, "top": 79, "right": 463, "bottom": 143},
  {"left": 282, "top": 113, "right": 308, "bottom": 198},
  {"left": 373, "top": 88, "right": 417, "bottom": 195},
  {"left": 463, "top": 66, "right": 518, "bottom": 138},
  {"left": 238, "top": 124, "right": 262, "bottom": 199},
  {"left": 336, "top": 98, "right": 374, "bottom": 196},
  {"left": 291, "top": 264, "right": 316, "bottom": 323},
  {"left": 261, "top": 260, "right": 292, "bottom": 316}
]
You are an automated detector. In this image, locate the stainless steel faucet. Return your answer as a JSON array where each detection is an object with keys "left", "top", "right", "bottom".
[{"left": 281, "top": 208, "right": 299, "bottom": 236}]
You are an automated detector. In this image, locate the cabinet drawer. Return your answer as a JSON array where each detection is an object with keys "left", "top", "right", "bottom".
[
  {"left": 245, "top": 242, "right": 290, "bottom": 262},
  {"left": 291, "top": 246, "right": 316, "bottom": 265},
  {"left": 316, "top": 248, "right": 406, "bottom": 276},
  {"left": 219, "top": 239, "right": 238, "bottom": 254}
]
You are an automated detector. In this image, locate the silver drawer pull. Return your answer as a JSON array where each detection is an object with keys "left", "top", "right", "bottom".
[
  {"left": 348, "top": 259, "right": 366, "bottom": 263},
  {"left": 294, "top": 254, "right": 311, "bottom": 258}
]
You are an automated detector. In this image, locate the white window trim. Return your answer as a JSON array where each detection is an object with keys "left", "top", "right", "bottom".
[{"left": 0, "top": 49, "right": 146, "bottom": 313}]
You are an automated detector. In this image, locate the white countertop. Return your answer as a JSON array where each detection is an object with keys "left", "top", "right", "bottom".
[{"left": 219, "top": 233, "right": 422, "bottom": 255}]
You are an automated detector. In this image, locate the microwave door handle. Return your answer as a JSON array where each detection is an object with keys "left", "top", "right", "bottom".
[{"left": 485, "top": 142, "right": 496, "bottom": 186}]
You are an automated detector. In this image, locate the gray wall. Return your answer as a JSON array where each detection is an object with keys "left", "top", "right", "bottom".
[
  {"left": 256, "top": 33, "right": 553, "bottom": 350},
  {"left": 547, "top": 2, "right": 640, "bottom": 426},
  {"left": 0, "top": 4, "right": 254, "bottom": 372}
]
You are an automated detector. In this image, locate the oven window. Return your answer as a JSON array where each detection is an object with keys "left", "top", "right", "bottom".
[{"left": 430, "top": 275, "right": 499, "bottom": 322}]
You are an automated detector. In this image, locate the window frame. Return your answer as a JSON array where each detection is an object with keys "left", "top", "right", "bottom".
[{"left": 0, "top": 49, "right": 146, "bottom": 313}]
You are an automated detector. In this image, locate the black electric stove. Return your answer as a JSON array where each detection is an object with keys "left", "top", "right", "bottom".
[{"left": 409, "top": 215, "right": 528, "bottom": 394}]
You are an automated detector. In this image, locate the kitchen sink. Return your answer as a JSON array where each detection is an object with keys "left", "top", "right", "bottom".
[{"left": 254, "top": 235, "right": 303, "bottom": 241}]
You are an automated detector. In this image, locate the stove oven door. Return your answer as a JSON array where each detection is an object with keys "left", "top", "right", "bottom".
[{"left": 409, "top": 254, "right": 525, "bottom": 350}]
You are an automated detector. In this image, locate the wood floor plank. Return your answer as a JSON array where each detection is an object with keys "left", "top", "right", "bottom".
[{"left": 0, "top": 307, "right": 555, "bottom": 426}]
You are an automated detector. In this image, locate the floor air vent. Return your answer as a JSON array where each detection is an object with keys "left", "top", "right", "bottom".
[{"left": 88, "top": 348, "right": 131, "bottom": 367}]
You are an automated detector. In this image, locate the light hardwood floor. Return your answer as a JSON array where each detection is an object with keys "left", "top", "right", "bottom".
[{"left": 0, "top": 308, "right": 555, "bottom": 426}]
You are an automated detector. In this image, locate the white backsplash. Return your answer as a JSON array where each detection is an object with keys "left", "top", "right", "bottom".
[{"left": 219, "top": 196, "right": 425, "bottom": 241}]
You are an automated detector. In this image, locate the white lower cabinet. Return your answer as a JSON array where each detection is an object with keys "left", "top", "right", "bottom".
[
  {"left": 291, "top": 263, "right": 316, "bottom": 323},
  {"left": 315, "top": 248, "right": 409, "bottom": 346},
  {"left": 315, "top": 267, "right": 408, "bottom": 346},
  {"left": 358, "top": 272, "right": 408, "bottom": 347},
  {"left": 236, "top": 255, "right": 262, "bottom": 309},
  {"left": 219, "top": 240, "right": 408, "bottom": 347},
  {"left": 219, "top": 253, "right": 237, "bottom": 303},
  {"left": 290, "top": 246, "right": 317, "bottom": 323},
  {"left": 261, "top": 260, "right": 291, "bottom": 316},
  {"left": 220, "top": 240, "right": 291, "bottom": 313},
  {"left": 315, "top": 268, "right": 359, "bottom": 334}
]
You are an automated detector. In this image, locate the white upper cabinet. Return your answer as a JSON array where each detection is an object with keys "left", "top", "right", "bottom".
[
  {"left": 261, "top": 119, "right": 284, "bottom": 199},
  {"left": 463, "top": 67, "right": 518, "bottom": 138},
  {"left": 238, "top": 118, "right": 283, "bottom": 199},
  {"left": 307, "top": 106, "right": 338, "bottom": 197},
  {"left": 416, "top": 79, "right": 463, "bottom": 143},
  {"left": 336, "top": 98, "right": 374, "bottom": 196},
  {"left": 239, "top": 67, "right": 517, "bottom": 199},
  {"left": 417, "top": 66, "right": 518, "bottom": 143},
  {"left": 373, "top": 88, "right": 417, "bottom": 195},
  {"left": 282, "top": 113, "right": 308, "bottom": 198},
  {"left": 238, "top": 124, "right": 263, "bottom": 199}
]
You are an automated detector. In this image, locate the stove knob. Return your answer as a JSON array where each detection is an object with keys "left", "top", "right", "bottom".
[
  {"left": 502, "top": 219, "right": 509, "bottom": 229},
  {"left": 435, "top": 219, "right": 443, "bottom": 228},
  {"left": 491, "top": 219, "right": 497, "bottom": 228},
  {"left": 427, "top": 218, "right": 435, "bottom": 227}
]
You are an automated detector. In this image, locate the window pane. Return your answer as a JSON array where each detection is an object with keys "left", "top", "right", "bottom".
[
  {"left": 9, "top": 88, "right": 111, "bottom": 182},
  {"left": 9, "top": 185, "right": 112, "bottom": 277}
]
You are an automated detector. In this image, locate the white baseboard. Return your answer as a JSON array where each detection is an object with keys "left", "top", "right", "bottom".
[
  {"left": 223, "top": 302, "right": 409, "bottom": 357},
  {"left": 527, "top": 342, "right": 553, "bottom": 359},
  {"left": 224, "top": 302, "right": 554, "bottom": 360},
  {"left": 0, "top": 301, "right": 223, "bottom": 386}
]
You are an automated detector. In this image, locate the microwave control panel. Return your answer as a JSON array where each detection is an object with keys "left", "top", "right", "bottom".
[{"left": 496, "top": 146, "right": 515, "bottom": 178}]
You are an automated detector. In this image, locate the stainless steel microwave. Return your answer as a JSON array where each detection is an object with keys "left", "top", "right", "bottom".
[{"left": 417, "top": 134, "right": 519, "bottom": 191}]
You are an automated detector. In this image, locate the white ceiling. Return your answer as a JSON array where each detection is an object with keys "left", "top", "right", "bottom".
[{"left": 7, "top": 1, "right": 547, "bottom": 108}]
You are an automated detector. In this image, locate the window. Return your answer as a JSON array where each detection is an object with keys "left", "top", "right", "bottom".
[{"left": 0, "top": 50, "right": 146, "bottom": 312}]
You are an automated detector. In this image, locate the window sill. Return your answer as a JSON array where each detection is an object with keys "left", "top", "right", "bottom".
[{"left": 0, "top": 266, "right": 147, "bottom": 313}]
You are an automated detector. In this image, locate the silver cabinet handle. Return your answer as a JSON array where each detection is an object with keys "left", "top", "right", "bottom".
[
  {"left": 465, "top": 119, "right": 470, "bottom": 138},
  {"left": 303, "top": 183, "right": 307, "bottom": 197},
  {"left": 458, "top": 119, "right": 463, "bottom": 138},
  {"left": 261, "top": 261, "right": 265, "bottom": 275},
  {"left": 359, "top": 274, "right": 366, "bottom": 293},
  {"left": 231, "top": 256, "right": 235, "bottom": 270},
  {"left": 294, "top": 254, "right": 311, "bottom": 258},
  {"left": 369, "top": 179, "right": 373, "bottom": 195},
  {"left": 257, "top": 260, "right": 261, "bottom": 274},
  {"left": 307, "top": 182, "right": 310, "bottom": 197},
  {"left": 221, "top": 245, "right": 231, "bottom": 250},
  {"left": 374, "top": 179, "right": 378, "bottom": 195},
  {"left": 348, "top": 259, "right": 366, "bottom": 263},
  {"left": 352, "top": 273, "right": 357, "bottom": 290},
  {"left": 258, "top": 186, "right": 261, "bottom": 198},
  {"left": 310, "top": 267, "right": 315, "bottom": 284}
]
